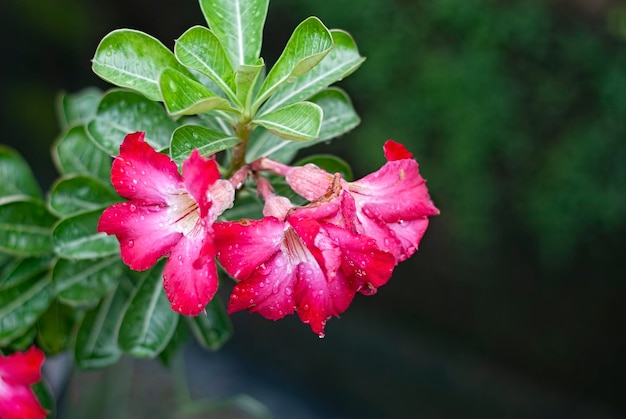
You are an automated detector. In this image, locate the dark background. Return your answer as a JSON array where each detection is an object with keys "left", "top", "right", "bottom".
[{"left": 1, "top": 0, "right": 625, "bottom": 417}]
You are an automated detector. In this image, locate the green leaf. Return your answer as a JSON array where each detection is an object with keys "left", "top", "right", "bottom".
[
  {"left": 92, "top": 29, "right": 191, "bottom": 101},
  {"left": 49, "top": 175, "right": 120, "bottom": 217},
  {"left": 261, "top": 30, "right": 365, "bottom": 114},
  {"left": 36, "top": 300, "right": 76, "bottom": 355},
  {"left": 196, "top": 112, "right": 236, "bottom": 135},
  {"left": 160, "top": 68, "right": 235, "bottom": 116},
  {"left": 170, "top": 125, "right": 240, "bottom": 163},
  {"left": 247, "top": 88, "right": 359, "bottom": 162},
  {"left": 0, "top": 256, "right": 54, "bottom": 289},
  {"left": 254, "top": 17, "right": 333, "bottom": 107},
  {"left": 294, "top": 154, "right": 354, "bottom": 181},
  {"left": 157, "top": 321, "right": 189, "bottom": 367},
  {"left": 235, "top": 60, "right": 264, "bottom": 109},
  {"left": 87, "top": 90, "right": 179, "bottom": 155},
  {"left": 312, "top": 87, "right": 360, "bottom": 140},
  {"left": 6, "top": 327, "right": 37, "bottom": 352},
  {"left": 74, "top": 279, "right": 133, "bottom": 369},
  {"left": 53, "top": 256, "right": 125, "bottom": 307},
  {"left": 186, "top": 297, "right": 232, "bottom": 350},
  {"left": 253, "top": 101, "right": 322, "bottom": 141},
  {"left": 174, "top": 25, "right": 236, "bottom": 101},
  {"left": 118, "top": 260, "right": 179, "bottom": 358},
  {"left": 0, "top": 197, "right": 57, "bottom": 256},
  {"left": 52, "top": 209, "right": 119, "bottom": 259},
  {"left": 0, "top": 146, "right": 42, "bottom": 199},
  {"left": 0, "top": 270, "right": 54, "bottom": 345},
  {"left": 52, "top": 125, "right": 112, "bottom": 182},
  {"left": 199, "top": 0, "right": 269, "bottom": 67},
  {"left": 56, "top": 87, "right": 103, "bottom": 130},
  {"left": 32, "top": 380, "right": 56, "bottom": 419}
]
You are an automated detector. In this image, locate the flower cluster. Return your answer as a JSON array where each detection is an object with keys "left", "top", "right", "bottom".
[
  {"left": 0, "top": 347, "right": 47, "bottom": 419},
  {"left": 99, "top": 133, "right": 439, "bottom": 336}
]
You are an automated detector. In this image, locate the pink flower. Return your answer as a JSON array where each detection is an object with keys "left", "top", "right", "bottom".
[
  {"left": 259, "top": 140, "right": 440, "bottom": 262},
  {"left": 0, "top": 346, "right": 47, "bottom": 419},
  {"left": 214, "top": 195, "right": 395, "bottom": 336},
  {"left": 98, "top": 132, "right": 234, "bottom": 315}
]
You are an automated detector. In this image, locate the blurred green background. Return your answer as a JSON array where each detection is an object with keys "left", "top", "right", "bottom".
[{"left": 1, "top": 0, "right": 625, "bottom": 417}]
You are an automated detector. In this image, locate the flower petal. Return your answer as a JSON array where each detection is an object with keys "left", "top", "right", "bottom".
[
  {"left": 0, "top": 347, "right": 43, "bottom": 386},
  {"left": 285, "top": 164, "right": 333, "bottom": 201},
  {"left": 0, "top": 385, "right": 47, "bottom": 419},
  {"left": 324, "top": 224, "right": 395, "bottom": 293},
  {"left": 111, "top": 132, "right": 182, "bottom": 202},
  {"left": 0, "top": 347, "right": 46, "bottom": 419},
  {"left": 98, "top": 202, "right": 182, "bottom": 270},
  {"left": 182, "top": 150, "right": 220, "bottom": 218},
  {"left": 350, "top": 159, "right": 439, "bottom": 222},
  {"left": 163, "top": 229, "right": 218, "bottom": 316},
  {"left": 383, "top": 140, "right": 413, "bottom": 161},
  {"left": 214, "top": 218, "right": 284, "bottom": 280},
  {"left": 294, "top": 260, "right": 355, "bottom": 337},
  {"left": 228, "top": 252, "right": 297, "bottom": 320}
]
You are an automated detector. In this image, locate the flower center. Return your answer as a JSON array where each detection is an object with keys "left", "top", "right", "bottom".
[
  {"left": 283, "top": 226, "right": 313, "bottom": 265},
  {"left": 168, "top": 191, "right": 200, "bottom": 235}
]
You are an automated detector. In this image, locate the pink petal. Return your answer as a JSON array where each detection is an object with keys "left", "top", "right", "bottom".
[
  {"left": 111, "top": 132, "right": 182, "bottom": 202},
  {"left": 383, "top": 140, "right": 413, "bottom": 161},
  {"left": 294, "top": 260, "right": 355, "bottom": 337},
  {"left": 0, "top": 347, "right": 46, "bottom": 419},
  {"left": 285, "top": 164, "right": 333, "bottom": 201},
  {"left": 350, "top": 159, "right": 439, "bottom": 222},
  {"left": 214, "top": 218, "right": 284, "bottom": 280},
  {"left": 98, "top": 202, "right": 182, "bottom": 271},
  {"left": 324, "top": 224, "right": 395, "bottom": 293},
  {"left": 386, "top": 217, "right": 430, "bottom": 259},
  {"left": 182, "top": 150, "right": 220, "bottom": 218},
  {"left": 163, "top": 229, "right": 218, "bottom": 316},
  {"left": 0, "top": 385, "right": 47, "bottom": 419},
  {"left": 0, "top": 347, "right": 43, "bottom": 385},
  {"left": 228, "top": 252, "right": 297, "bottom": 320}
]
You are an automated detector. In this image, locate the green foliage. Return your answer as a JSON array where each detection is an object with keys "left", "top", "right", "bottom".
[{"left": 0, "top": 0, "right": 364, "bottom": 370}]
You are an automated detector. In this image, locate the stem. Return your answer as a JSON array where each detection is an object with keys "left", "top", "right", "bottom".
[{"left": 228, "top": 120, "right": 253, "bottom": 177}]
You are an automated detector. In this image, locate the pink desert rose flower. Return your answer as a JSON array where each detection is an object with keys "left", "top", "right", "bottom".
[
  {"left": 98, "top": 132, "right": 234, "bottom": 316},
  {"left": 214, "top": 195, "right": 395, "bottom": 336},
  {"left": 0, "top": 346, "right": 47, "bottom": 419},
  {"left": 260, "top": 140, "right": 440, "bottom": 262}
]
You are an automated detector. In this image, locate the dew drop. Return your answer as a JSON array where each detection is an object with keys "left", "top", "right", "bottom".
[{"left": 128, "top": 240, "right": 134, "bottom": 248}]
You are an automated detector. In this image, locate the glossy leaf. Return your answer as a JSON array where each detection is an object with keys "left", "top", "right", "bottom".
[
  {"left": 174, "top": 25, "right": 236, "bottom": 100},
  {"left": 170, "top": 125, "right": 240, "bottom": 163},
  {"left": 92, "top": 29, "right": 191, "bottom": 101},
  {"left": 0, "top": 271, "right": 54, "bottom": 345},
  {"left": 87, "top": 90, "right": 178, "bottom": 155},
  {"left": 0, "top": 197, "right": 57, "bottom": 256},
  {"left": 0, "top": 146, "right": 42, "bottom": 199},
  {"left": 52, "top": 125, "right": 112, "bottom": 182},
  {"left": 52, "top": 209, "right": 119, "bottom": 259},
  {"left": 295, "top": 154, "right": 354, "bottom": 181},
  {"left": 247, "top": 88, "right": 359, "bottom": 162},
  {"left": 35, "top": 300, "right": 76, "bottom": 355},
  {"left": 253, "top": 101, "right": 322, "bottom": 141},
  {"left": 53, "top": 256, "right": 124, "bottom": 307},
  {"left": 235, "top": 60, "right": 264, "bottom": 108},
  {"left": 261, "top": 30, "right": 365, "bottom": 114},
  {"left": 0, "top": 256, "right": 54, "bottom": 289},
  {"left": 197, "top": 111, "right": 236, "bottom": 135},
  {"left": 186, "top": 298, "right": 232, "bottom": 351},
  {"left": 118, "top": 260, "right": 179, "bottom": 358},
  {"left": 32, "top": 380, "right": 56, "bottom": 419},
  {"left": 199, "top": 0, "right": 269, "bottom": 67},
  {"left": 49, "top": 175, "right": 120, "bottom": 217},
  {"left": 56, "top": 87, "right": 103, "bottom": 129},
  {"left": 160, "top": 68, "right": 234, "bottom": 116},
  {"left": 255, "top": 17, "right": 333, "bottom": 106},
  {"left": 74, "top": 279, "right": 133, "bottom": 369},
  {"left": 6, "top": 327, "right": 37, "bottom": 352}
]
